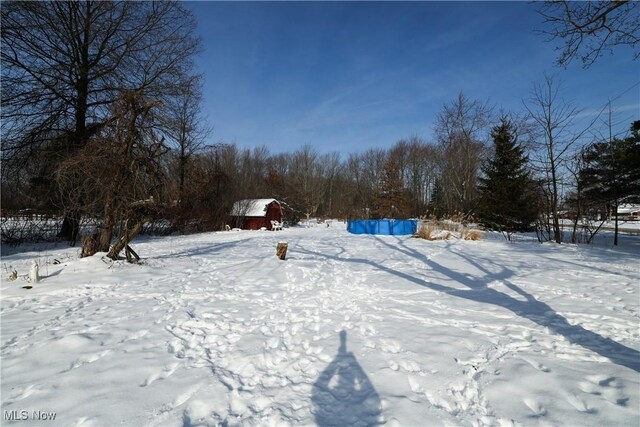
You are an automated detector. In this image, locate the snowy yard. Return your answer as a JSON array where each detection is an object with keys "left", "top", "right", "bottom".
[{"left": 1, "top": 225, "right": 639, "bottom": 426}]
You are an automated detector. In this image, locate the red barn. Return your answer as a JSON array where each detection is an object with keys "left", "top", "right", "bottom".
[{"left": 231, "top": 199, "right": 283, "bottom": 230}]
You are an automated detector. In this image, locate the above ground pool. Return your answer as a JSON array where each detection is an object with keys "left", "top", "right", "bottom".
[{"left": 347, "top": 219, "right": 418, "bottom": 235}]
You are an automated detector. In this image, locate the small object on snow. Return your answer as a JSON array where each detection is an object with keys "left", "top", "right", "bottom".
[
  {"left": 29, "top": 261, "right": 39, "bottom": 283},
  {"left": 22, "top": 286, "right": 33, "bottom": 290},
  {"left": 276, "top": 242, "right": 288, "bottom": 260},
  {"left": 225, "top": 224, "right": 231, "bottom": 231},
  {"left": 9, "top": 270, "right": 18, "bottom": 281},
  {"left": 53, "top": 259, "right": 60, "bottom": 265}
]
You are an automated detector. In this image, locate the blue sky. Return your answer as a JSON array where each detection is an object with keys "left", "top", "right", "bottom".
[{"left": 186, "top": 1, "right": 639, "bottom": 154}]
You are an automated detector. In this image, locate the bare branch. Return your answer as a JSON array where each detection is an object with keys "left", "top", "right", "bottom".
[{"left": 536, "top": 0, "right": 640, "bottom": 68}]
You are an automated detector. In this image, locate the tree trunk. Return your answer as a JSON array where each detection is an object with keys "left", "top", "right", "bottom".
[
  {"left": 550, "top": 158, "right": 562, "bottom": 244},
  {"left": 107, "top": 219, "right": 144, "bottom": 261},
  {"left": 62, "top": 11, "right": 90, "bottom": 247},
  {"left": 179, "top": 137, "right": 186, "bottom": 210},
  {"left": 614, "top": 199, "right": 619, "bottom": 246},
  {"left": 571, "top": 186, "right": 582, "bottom": 244},
  {"left": 59, "top": 211, "right": 81, "bottom": 245},
  {"left": 571, "top": 202, "right": 581, "bottom": 245},
  {"left": 99, "top": 203, "right": 115, "bottom": 253},
  {"left": 125, "top": 244, "right": 140, "bottom": 263}
]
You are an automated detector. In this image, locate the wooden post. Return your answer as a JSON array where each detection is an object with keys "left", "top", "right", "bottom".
[{"left": 276, "top": 242, "right": 288, "bottom": 260}]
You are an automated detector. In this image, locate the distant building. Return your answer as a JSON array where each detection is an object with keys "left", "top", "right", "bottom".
[
  {"left": 230, "top": 199, "right": 283, "bottom": 230},
  {"left": 616, "top": 204, "right": 640, "bottom": 220},
  {"left": 557, "top": 210, "right": 577, "bottom": 221}
]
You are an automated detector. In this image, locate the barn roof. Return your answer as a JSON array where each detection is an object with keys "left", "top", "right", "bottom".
[{"left": 231, "top": 199, "right": 280, "bottom": 217}]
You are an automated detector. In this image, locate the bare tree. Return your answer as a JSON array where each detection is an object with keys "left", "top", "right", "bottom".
[
  {"left": 434, "top": 93, "right": 493, "bottom": 218},
  {"left": 371, "top": 156, "right": 411, "bottom": 219},
  {"left": 343, "top": 154, "right": 367, "bottom": 218},
  {"left": 397, "top": 137, "right": 440, "bottom": 217},
  {"left": 2, "top": 1, "right": 200, "bottom": 241},
  {"left": 239, "top": 146, "right": 271, "bottom": 199},
  {"left": 523, "top": 76, "right": 596, "bottom": 243},
  {"left": 318, "top": 152, "right": 342, "bottom": 217},
  {"left": 57, "top": 91, "right": 167, "bottom": 261},
  {"left": 163, "top": 143, "right": 243, "bottom": 232},
  {"left": 162, "top": 75, "right": 209, "bottom": 211},
  {"left": 345, "top": 149, "right": 387, "bottom": 219},
  {"left": 537, "top": 0, "right": 640, "bottom": 68},
  {"left": 325, "top": 162, "right": 353, "bottom": 219},
  {"left": 288, "top": 145, "right": 325, "bottom": 220},
  {"left": 159, "top": 74, "right": 211, "bottom": 232}
]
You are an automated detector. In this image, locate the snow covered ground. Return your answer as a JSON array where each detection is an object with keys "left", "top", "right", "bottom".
[{"left": 1, "top": 225, "right": 639, "bottom": 426}]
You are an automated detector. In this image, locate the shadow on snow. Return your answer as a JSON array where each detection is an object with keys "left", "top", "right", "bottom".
[
  {"left": 296, "top": 237, "right": 640, "bottom": 373},
  {"left": 312, "top": 330, "right": 382, "bottom": 426}
]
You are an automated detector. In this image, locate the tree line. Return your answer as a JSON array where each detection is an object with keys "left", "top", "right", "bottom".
[{"left": 2, "top": 1, "right": 638, "bottom": 259}]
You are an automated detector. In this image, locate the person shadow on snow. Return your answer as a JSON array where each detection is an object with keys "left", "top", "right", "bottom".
[{"left": 311, "top": 330, "right": 382, "bottom": 426}]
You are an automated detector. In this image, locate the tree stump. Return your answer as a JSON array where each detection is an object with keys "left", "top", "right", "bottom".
[
  {"left": 81, "top": 232, "right": 100, "bottom": 258},
  {"left": 276, "top": 242, "right": 288, "bottom": 260}
]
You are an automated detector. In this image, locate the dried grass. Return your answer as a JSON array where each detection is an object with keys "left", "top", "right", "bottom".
[
  {"left": 415, "top": 220, "right": 483, "bottom": 241},
  {"left": 461, "top": 228, "right": 484, "bottom": 241},
  {"left": 440, "top": 220, "right": 461, "bottom": 232},
  {"left": 415, "top": 223, "right": 451, "bottom": 241},
  {"left": 415, "top": 223, "right": 435, "bottom": 240}
]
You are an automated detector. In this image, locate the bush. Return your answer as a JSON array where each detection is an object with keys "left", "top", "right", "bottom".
[
  {"left": 414, "top": 216, "right": 483, "bottom": 241},
  {"left": 461, "top": 228, "right": 484, "bottom": 241},
  {"left": 415, "top": 223, "right": 451, "bottom": 241}
]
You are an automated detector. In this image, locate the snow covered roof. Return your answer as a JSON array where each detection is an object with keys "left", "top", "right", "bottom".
[
  {"left": 231, "top": 199, "right": 280, "bottom": 217},
  {"left": 617, "top": 204, "right": 640, "bottom": 214}
]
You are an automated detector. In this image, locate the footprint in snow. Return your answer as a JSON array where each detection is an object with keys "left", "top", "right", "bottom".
[
  {"left": 579, "top": 375, "right": 629, "bottom": 406},
  {"left": 141, "top": 362, "right": 180, "bottom": 387},
  {"left": 5, "top": 384, "right": 40, "bottom": 403},
  {"left": 564, "top": 391, "right": 595, "bottom": 413},
  {"left": 523, "top": 397, "right": 547, "bottom": 417},
  {"left": 520, "top": 356, "right": 550, "bottom": 373},
  {"left": 65, "top": 349, "right": 111, "bottom": 372},
  {"left": 379, "top": 339, "right": 402, "bottom": 354},
  {"left": 118, "top": 329, "right": 149, "bottom": 343}
]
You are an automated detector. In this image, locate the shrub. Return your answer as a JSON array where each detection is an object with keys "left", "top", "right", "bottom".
[
  {"left": 461, "top": 228, "right": 484, "bottom": 241},
  {"left": 414, "top": 219, "right": 483, "bottom": 241},
  {"left": 415, "top": 223, "right": 451, "bottom": 241}
]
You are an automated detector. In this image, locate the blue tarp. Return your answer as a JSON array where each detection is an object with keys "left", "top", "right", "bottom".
[{"left": 347, "top": 219, "right": 418, "bottom": 235}]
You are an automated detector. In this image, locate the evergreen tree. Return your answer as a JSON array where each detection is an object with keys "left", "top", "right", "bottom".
[
  {"left": 477, "top": 118, "right": 538, "bottom": 237},
  {"left": 580, "top": 121, "right": 640, "bottom": 245}
]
